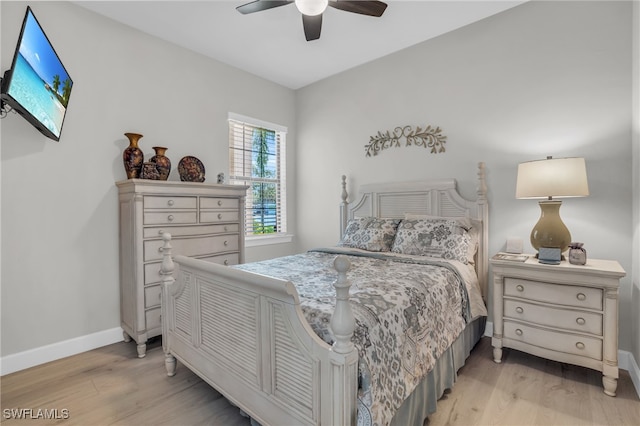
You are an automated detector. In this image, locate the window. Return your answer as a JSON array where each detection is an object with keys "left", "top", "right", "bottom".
[{"left": 228, "top": 113, "right": 287, "bottom": 243}]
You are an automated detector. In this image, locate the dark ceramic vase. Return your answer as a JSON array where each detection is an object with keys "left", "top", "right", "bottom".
[
  {"left": 142, "top": 162, "right": 161, "bottom": 180},
  {"left": 123, "top": 133, "right": 144, "bottom": 179},
  {"left": 150, "top": 146, "right": 171, "bottom": 181}
]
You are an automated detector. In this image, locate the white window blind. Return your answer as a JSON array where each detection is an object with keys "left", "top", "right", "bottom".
[{"left": 228, "top": 114, "right": 287, "bottom": 237}]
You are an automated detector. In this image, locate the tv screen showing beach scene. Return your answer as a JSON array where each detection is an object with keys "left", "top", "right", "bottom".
[{"left": 2, "top": 7, "right": 72, "bottom": 141}]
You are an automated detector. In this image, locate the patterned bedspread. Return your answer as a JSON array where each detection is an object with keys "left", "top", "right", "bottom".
[{"left": 234, "top": 247, "right": 483, "bottom": 426}]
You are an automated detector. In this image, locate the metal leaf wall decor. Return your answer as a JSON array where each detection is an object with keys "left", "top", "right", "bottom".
[{"left": 365, "top": 125, "right": 447, "bottom": 157}]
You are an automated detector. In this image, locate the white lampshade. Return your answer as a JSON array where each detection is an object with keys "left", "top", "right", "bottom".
[
  {"left": 295, "top": 0, "right": 328, "bottom": 16},
  {"left": 516, "top": 157, "right": 589, "bottom": 199},
  {"left": 516, "top": 156, "right": 589, "bottom": 255}
]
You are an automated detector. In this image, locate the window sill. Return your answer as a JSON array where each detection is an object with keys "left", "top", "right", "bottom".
[{"left": 245, "top": 234, "right": 294, "bottom": 248}]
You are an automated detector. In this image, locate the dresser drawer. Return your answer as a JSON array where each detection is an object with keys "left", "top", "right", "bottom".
[
  {"left": 200, "top": 210, "right": 240, "bottom": 223},
  {"left": 504, "top": 299, "right": 603, "bottom": 335},
  {"left": 144, "top": 234, "right": 240, "bottom": 261},
  {"left": 504, "top": 278, "right": 602, "bottom": 310},
  {"left": 144, "top": 211, "right": 197, "bottom": 225},
  {"left": 144, "top": 196, "right": 197, "bottom": 209},
  {"left": 208, "top": 234, "right": 239, "bottom": 253},
  {"left": 200, "top": 253, "right": 240, "bottom": 266},
  {"left": 144, "top": 262, "right": 162, "bottom": 285},
  {"left": 201, "top": 197, "right": 239, "bottom": 210},
  {"left": 144, "top": 285, "right": 161, "bottom": 309},
  {"left": 143, "top": 223, "right": 240, "bottom": 239},
  {"left": 146, "top": 307, "right": 161, "bottom": 331},
  {"left": 504, "top": 320, "right": 602, "bottom": 361}
]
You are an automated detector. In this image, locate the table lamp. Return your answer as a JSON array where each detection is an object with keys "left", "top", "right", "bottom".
[{"left": 516, "top": 156, "right": 589, "bottom": 256}]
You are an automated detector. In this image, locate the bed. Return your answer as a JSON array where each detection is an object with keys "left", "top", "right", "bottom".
[{"left": 159, "top": 162, "right": 489, "bottom": 426}]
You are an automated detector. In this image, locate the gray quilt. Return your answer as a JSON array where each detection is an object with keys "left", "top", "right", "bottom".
[{"left": 234, "top": 248, "right": 475, "bottom": 426}]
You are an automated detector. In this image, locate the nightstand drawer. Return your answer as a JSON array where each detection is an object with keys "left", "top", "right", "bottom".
[
  {"left": 504, "top": 299, "right": 603, "bottom": 335},
  {"left": 504, "top": 278, "right": 602, "bottom": 310},
  {"left": 504, "top": 321, "right": 602, "bottom": 361}
]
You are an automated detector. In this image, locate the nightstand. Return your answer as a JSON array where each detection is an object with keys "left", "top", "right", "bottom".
[{"left": 491, "top": 254, "right": 626, "bottom": 396}]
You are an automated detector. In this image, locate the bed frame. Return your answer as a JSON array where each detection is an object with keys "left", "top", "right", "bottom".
[{"left": 160, "top": 162, "right": 488, "bottom": 426}]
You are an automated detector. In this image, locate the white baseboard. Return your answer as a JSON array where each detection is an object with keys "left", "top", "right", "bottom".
[
  {"left": 0, "top": 327, "right": 123, "bottom": 376},
  {"left": 484, "top": 321, "right": 640, "bottom": 398},
  {"left": 620, "top": 348, "right": 640, "bottom": 398}
]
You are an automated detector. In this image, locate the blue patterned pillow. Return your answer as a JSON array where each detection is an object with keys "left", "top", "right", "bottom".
[
  {"left": 338, "top": 217, "right": 401, "bottom": 252},
  {"left": 391, "top": 218, "right": 473, "bottom": 263}
]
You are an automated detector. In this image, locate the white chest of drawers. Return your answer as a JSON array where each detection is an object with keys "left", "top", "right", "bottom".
[
  {"left": 491, "top": 255, "right": 625, "bottom": 396},
  {"left": 117, "top": 179, "right": 247, "bottom": 357}
]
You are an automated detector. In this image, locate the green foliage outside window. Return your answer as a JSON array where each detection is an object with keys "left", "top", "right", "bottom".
[{"left": 252, "top": 129, "right": 277, "bottom": 234}]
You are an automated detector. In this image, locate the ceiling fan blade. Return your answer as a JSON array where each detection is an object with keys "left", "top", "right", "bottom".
[
  {"left": 236, "top": 0, "right": 293, "bottom": 15},
  {"left": 328, "top": 1, "right": 387, "bottom": 17},
  {"left": 302, "top": 14, "right": 322, "bottom": 41}
]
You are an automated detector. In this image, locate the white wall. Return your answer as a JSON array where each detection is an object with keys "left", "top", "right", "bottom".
[
  {"left": 0, "top": 1, "right": 297, "bottom": 358},
  {"left": 295, "top": 1, "right": 635, "bottom": 354}
]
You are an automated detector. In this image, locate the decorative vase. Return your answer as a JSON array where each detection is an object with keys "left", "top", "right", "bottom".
[
  {"left": 141, "top": 162, "right": 161, "bottom": 180},
  {"left": 123, "top": 133, "right": 144, "bottom": 179},
  {"left": 150, "top": 146, "right": 171, "bottom": 181}
]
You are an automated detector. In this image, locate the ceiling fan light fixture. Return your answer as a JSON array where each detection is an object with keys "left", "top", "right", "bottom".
[{"left": 295, "top": 0, "right": 328, "bottom": 16}]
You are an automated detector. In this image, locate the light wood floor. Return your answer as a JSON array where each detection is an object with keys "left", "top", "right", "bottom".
[{"left": 1, "top": 337, "right": 638, "bottom": 425}]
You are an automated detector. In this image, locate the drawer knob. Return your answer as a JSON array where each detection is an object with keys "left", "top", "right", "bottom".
[
  {"left": 576, "top": 317, "right": 586, "bottom": 325},
  {"left": 576, "top": 293, "right": 586, "bottom": 301},
  {"left": 167, "top": 214, "right": 174, "bottom": 222},
  {"left": 515, "top": 307, "right": 524, "bottom": 314},
  {"left": 576, "top": 342, "right": 585, "bottom": 350},
  {"left": 224, "top": 259, "right": 229, "bottom": 266},
  {"left": 515, "top": 329, "right": 523, "bottom": 336},
  {"left": 516, "top": 285, "right": 524, "bottom": 292},
  {"left": 224, "top": 226, "right": 229, "bottom": 232},
  {"left": 218, "top": 213, "right": 223, "bottom": 220},
  {"left": 224, "top": 240, "right": 229, "bottom": 246},
  {"left": 168, "top": 199, "right": 175, "bottom": 206},
  {"left": 218, "top": 200, "right": 223, "bottom": 206}
]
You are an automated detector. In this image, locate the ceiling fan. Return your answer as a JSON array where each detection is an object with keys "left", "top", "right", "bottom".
[{"left": 236, "top": 0, "right": 388, "bottom": 41}]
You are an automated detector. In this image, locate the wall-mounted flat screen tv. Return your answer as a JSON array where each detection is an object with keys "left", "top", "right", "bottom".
[{"left": 1, "top": 6, "right": 73, "bottom": 141}]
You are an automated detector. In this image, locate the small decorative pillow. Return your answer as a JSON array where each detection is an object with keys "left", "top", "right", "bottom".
[
  {"left": 338, "top": 217, "right": 401, "bottom": 252},
  {"left": 391, "top": 218, "right": 473, "bottom": 263}
]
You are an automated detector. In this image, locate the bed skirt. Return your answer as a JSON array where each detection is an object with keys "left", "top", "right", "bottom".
[{"left": 390, "top": 316, "right": 486, "bottom": 426}]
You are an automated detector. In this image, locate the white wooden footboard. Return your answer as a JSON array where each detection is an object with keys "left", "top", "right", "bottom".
[{"left": 160, "top": 233, "right": 359, "bottom": 426}]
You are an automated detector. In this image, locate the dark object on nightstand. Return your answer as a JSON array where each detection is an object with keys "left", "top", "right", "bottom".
[{"left": 569, "top": 242, "right": 587, "bottom": 265}]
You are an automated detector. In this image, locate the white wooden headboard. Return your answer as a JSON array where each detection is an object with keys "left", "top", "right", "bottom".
[{"left": 340, "top": 162, "right": 489, "bottom": 300}]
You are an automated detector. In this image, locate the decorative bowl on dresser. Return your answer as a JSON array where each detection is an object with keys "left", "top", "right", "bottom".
[
  {"left": 491, "top": 254, "right": 626, "bottom": 396},
  {"left": 116, "top": 179, "right": 247, "bottom": 357}
]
